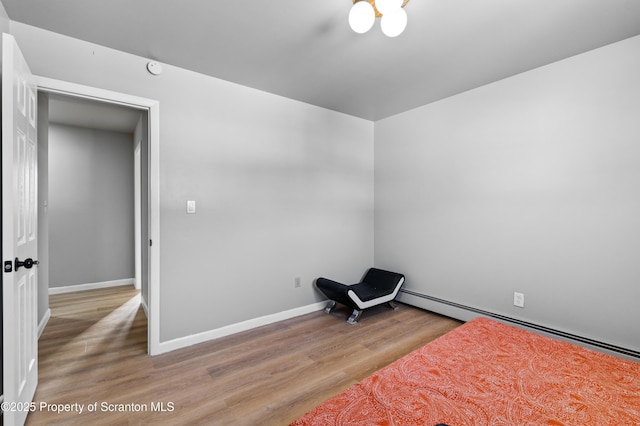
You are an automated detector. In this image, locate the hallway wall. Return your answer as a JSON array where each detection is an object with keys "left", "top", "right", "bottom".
[{"left": 48, "top": 123, "right": 135, "bottom": 287}]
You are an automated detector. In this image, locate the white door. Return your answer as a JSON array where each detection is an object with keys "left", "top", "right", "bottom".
[{"left": 2, "top": 33, "right": 39, "bottom": 426}]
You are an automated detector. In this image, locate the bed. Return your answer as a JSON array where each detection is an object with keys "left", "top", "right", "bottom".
[{"left": 291, "top": 317, "right": 640, "bottom": 425}]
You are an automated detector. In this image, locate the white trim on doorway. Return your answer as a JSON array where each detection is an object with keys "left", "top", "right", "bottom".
[{"left": 35, "top": 75, "right": 161, "bottom": 356}]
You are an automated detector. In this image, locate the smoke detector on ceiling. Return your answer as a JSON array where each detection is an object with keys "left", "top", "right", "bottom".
[{"left": 146, "top": 61, "right": 163, "bottom": 76}]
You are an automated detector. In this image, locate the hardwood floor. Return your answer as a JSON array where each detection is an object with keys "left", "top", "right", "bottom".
[{"left": 26, "top": 286, "right": 462, "bottom": 426}]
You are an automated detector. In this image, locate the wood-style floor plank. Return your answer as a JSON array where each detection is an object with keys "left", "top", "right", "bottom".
[{"left": 25, "top": 286, "right": 462, "bottom": 425}]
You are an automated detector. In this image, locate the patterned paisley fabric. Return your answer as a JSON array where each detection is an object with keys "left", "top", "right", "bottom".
[{"left": 291, "top": 318, "right": 640, "bottom": 425}]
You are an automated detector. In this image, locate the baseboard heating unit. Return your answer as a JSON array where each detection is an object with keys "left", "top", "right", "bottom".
[{"left": 400, "top": 289, "right": 640, "bottom": 360}]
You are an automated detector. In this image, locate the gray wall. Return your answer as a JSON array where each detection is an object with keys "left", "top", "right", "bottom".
[
  {"left": 37, "top": 92, "right": 49, "bottom": 317},
  {"left": 0, "top": 0, "right": 8, "bottom": 33},
  {"left": 134, "top": 114, "right": 149, "bottom": 307},
  {"left": 11, "top": 22, "right": 374, "bottom": 342},
  {"left": 48, "top": 123, "right": 135, "bottom": 287},
  {"left": 375, "top": 35, "right": 640, "bottom": 352}
]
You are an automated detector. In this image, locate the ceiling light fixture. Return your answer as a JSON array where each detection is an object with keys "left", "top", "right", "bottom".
[{"left": 349, "top": 0, "right": 409, "bottom": 37}]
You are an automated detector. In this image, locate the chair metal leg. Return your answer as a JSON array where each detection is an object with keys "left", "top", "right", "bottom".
[
  {"left": 347, "top": 309, "right": 362, "bottom": 324},
  {"left": 324, "top": 300, "right": 337, "bottom": 314},
  {"left": 387, "top": 301, "right": 398, "bottom": 310}
]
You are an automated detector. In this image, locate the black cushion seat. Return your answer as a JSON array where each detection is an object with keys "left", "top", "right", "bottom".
[{"left": 316, "top": 268, "right": 405, "bottom": 324}]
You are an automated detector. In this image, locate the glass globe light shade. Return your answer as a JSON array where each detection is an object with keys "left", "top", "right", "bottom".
[
  {"left": 349, "top": 1, "right": 375, "bottom": 34},
  {"left": 375, "top": 0, "right": 403, "bottom": 16},
  {"left": 381, "top": 8, "right": 407, "bottom": 37}
]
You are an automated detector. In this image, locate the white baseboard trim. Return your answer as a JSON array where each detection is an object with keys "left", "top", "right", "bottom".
[
  {"left": 38, "top": 308, "right": 51, "bottom": 338},
  {"left": 49, "top": 278, "right": 135, "bottom": 295},
  {"left": 156, "top": 301, "right": 327, "bottom": 355}
]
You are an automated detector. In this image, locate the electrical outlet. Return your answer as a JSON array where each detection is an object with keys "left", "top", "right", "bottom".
[
  {"left": 513, "top": 292, "right": 525, "bottom": 308},
  {"left": 294, "top": 277, "right": 301, "bottom": 288}
]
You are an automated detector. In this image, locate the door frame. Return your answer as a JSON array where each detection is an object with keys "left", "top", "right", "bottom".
[{"left": 35, "top": 76, "right": 161, "bottom": 355}]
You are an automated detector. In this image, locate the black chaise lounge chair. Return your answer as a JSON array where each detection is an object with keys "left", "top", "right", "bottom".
[{"left": 315, "top": 268, "right": 405, "bottom": 324}]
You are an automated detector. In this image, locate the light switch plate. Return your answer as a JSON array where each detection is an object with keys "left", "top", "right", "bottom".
[{"left": 187, "top": 200, "right": 196, "bottom": 214}]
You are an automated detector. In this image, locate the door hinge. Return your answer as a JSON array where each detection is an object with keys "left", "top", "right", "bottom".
[
  {"left": 149, "top": 239, "right": 153, "bottom": 247},
  {"left": 4, "top": 260, "right": 13, "bottom": 273}
]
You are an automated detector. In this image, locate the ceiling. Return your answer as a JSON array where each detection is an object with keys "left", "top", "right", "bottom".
[
  {"left": 47, "top": 93, "right": 142, "bottom": 133},
  {"left": 4, "top": 0, "right": 640, "bottom": 121}
]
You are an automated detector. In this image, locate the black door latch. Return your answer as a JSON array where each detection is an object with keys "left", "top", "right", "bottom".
[
  {"left": 4, "top": 260, "right": 13, "bottom": 273},
  {"left": 14, "top": 257, "right": 39, "bottom": 271}
]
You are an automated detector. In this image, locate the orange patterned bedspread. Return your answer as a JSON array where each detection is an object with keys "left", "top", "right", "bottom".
[{"left": 291, "top": 317, "right": 640, "bottom": 425}]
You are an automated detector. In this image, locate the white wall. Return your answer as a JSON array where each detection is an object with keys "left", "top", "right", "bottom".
[
  {"left": 375, "top": 35, "right": 640, "bottom": 352},
  {"left": 10, "top": 22, "right": 374, "bottom": 342},
  {"left": 48, "top": 123, "right": 135, "bottom": 287}
]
